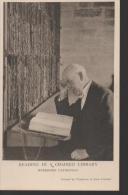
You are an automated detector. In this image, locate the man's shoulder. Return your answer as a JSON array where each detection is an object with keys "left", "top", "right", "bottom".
[
  {"left": 89, "top": 82, "right": 113, "bottom": 114},
  {"left": 91, "top": 81, "right": 113, "bottom": 97}
]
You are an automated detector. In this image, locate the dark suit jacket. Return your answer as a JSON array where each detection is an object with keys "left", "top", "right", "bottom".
[{"left": 55, "top": 81, "right": 113, "bottom": 160}]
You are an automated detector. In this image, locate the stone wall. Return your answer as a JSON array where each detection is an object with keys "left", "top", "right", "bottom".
[{"left": 60, "top": 2, "right": 114, "bottom": 87}]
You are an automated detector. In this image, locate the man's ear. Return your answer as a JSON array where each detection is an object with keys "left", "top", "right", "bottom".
[{"left": 78, "top": 72, "right": 83, "bottom": 81}]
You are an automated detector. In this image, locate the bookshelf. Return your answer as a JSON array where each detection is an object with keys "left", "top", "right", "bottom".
[{"left": 3, "top": 2, "right": 60, "bottom": 131}]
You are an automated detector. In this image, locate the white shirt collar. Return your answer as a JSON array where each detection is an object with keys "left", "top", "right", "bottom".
[
  {"left": 81, "top": 80, "right": 92, "bottom": 109},
  {"left": 68, "top": 80, "right": 92, "bottom": 109}
]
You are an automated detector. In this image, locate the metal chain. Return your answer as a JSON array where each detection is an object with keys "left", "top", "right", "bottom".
[{"left": 17, "top": 56, "right": 45, "bottom": 160}]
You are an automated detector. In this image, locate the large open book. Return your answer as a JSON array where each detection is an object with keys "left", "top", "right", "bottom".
[{"left": 29, "top": 112, "right": 73, "bottom": 137}]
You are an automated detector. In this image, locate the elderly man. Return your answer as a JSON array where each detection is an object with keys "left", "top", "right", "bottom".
[{"left": 42, "top": 64, "right": 113, "bottom": 161}]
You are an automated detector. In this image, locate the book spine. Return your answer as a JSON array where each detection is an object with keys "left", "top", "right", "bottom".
[{"left": 4, "top": 2, "right": 60, "bottom": 129}]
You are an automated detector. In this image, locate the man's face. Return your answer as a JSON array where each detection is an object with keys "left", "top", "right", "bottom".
[{"left": 66, "top": 73, "right": 83, "bottom": 96}]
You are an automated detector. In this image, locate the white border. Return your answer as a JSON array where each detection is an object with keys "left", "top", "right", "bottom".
[{"left": 0, "top": 0, "right": 120, "bottom": 191}]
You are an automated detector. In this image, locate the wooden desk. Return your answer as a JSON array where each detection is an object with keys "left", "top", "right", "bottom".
[
  {"left": 4, "top": 121, "right": 67, "bottom": 160},
  {"left": 6, "top": 93, "right": 59, "bottom": 147},
  {"left": 6, "top": 120, "right": 60, "bottom": 148}
]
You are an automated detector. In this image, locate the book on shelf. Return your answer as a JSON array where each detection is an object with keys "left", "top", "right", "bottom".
[{"left": 29, "top": 112, "right": 73, "bottom": 137}]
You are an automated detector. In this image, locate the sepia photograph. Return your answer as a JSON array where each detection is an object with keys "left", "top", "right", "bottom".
[
  {"left": 0, "top": 0, "right": 120, "bottom": 191},
  {"left": 3, "top": 1, "right": 115, "bottom": 161}
]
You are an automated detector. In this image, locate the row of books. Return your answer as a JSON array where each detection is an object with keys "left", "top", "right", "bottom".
[
  {"left": 7, "top": 3, "right": 60, "bottom": 56},
  {"left": 4, "top": 2, "right": 60, "bottom": 129}
]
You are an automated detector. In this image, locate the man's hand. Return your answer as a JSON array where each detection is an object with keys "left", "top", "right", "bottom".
[
  {"left": 71, "top": 149, "right": 89, "bottom": 160},
  {"left": 58, "top": 80, "right": 68, "bottom": 101}
]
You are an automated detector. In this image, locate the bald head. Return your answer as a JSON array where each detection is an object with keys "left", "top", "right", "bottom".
[
  {"left": 61, "top": 64, "right": 89, "bottom": 96},
  {"left": 62, "top": 64, "right": 88, "bottom": 84}
]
